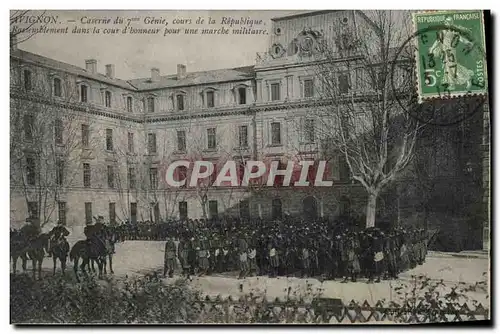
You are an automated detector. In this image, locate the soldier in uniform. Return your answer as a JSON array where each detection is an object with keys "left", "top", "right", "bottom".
[
  {"left": 197, "top": 236, "right": 210, "bottom": 276},
  {"left": 268, "top": 240, "right": 279, "bottom": 278},
  {"left": 47, "top": 220, "right": 70, "bottom": 257},
  {"left": 237, "top": 233, "right": 249, "bottom": 279},
  {"left": 177, "top": 236, "right": 192, "bottom": 279},
  {"left": 343, "top": 232, "right": 360, "bottom": 283},
  {"left": 372, "top": 231, "right": 385, "bottom": 283},
  {"left": 384, "top": 233, "right": 398, "bottom": 279},
  {"left": 164, "top": 237, "right": 177, "bottom": 278},
  {"left": 300, "top": 241, "right": 310, "bottom": 278}
]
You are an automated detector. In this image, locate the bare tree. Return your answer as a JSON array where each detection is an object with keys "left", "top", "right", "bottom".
[
  {"left": 10, "top": 10, "right": 46, "bottom": 47},
  {"left": 10, "top": 66, "right": 98, "bottom": 228},
  {"left": 309, "top": 10, "right": 423, "bottom": 228}
]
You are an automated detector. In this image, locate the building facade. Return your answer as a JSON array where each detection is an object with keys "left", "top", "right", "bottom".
[{"left": 10, "top": 10, "right": 489, "bottom": 251}]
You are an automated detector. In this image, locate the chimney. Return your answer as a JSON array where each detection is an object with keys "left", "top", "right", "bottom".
[
  {"left": 151, "top": 67, "right": 160, "bottom": 82},
  {"left": 85, "top": 59, "right": 97, "bottom": 73},
  {"left": 10, "top": 35, "right": 17, "bottom": 51},
  {"left": 177, "top": 64, "right": 187, "bottom": 79},
  {"left": 105, "top": 64, "right": 115, "bottom": 79}
]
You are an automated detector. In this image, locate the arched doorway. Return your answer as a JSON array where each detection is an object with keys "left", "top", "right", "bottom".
[{"left": 303, "top": 196, "right": 318, "bottom": 221}]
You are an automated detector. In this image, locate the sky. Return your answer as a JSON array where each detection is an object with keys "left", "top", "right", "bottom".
[{"left": 12, "top": 10, "right": 296, "bottom": 80}]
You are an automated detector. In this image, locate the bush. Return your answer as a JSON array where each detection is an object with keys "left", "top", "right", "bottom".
[{"left": 10, "top": 273, "right": 202, "bottom": 324}]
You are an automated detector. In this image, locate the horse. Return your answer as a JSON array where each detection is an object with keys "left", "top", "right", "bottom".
[
  {"left": 49, "top": 237, "right": 70, "bottom": 275},
  {"left": 10, "top": 230, "right": 28, "bottom": 274},
  {"left": 25, "top": 233, "right": 50, "bottom": 280},
  {"left": 70, "top": 236, "right": 107, "bottom": 282}
]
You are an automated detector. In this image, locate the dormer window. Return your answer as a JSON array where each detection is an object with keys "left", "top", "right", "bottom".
[
  {"left": 80, "top": 84, "right": 88, "bottom": 103},
  {"left": 202, "top": 88, "right": 217, "bottom": 109},
  {"left": 105, "top": 90, "right": 112, "bottom": 108},
  {"left": 176, "top": 94, "right": 184, "bottom": 111},
  {"left": 53, "top": 77, "right": 62, "bottom": 97},
  {"left": 238, "top": 87, "right": 246, "bottom": 105},
  {"left": 206, "top": 91, "right": 215, "bottom": 108},
  {"left": 23, "top": 69, "right": 32, "bottom": 91},
  {"left": 126, "top": 96, "right": 133, "bottom": 112}
]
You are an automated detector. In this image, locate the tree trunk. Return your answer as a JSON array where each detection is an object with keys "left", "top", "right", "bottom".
[
  {"left": 365, "top": 191, "right": 378, "bottom": 229},
  {"left": 201, "top": 200, "right": 208, "bottom": 220}
]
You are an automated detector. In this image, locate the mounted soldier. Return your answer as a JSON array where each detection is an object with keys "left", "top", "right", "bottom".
[{"left": 47, "top": 220, "right": 70, "bottom": 257}]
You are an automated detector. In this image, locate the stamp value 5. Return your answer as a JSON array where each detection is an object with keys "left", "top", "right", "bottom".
[{"left": 413, "top": 10, "right": 488, "bottom": 103}]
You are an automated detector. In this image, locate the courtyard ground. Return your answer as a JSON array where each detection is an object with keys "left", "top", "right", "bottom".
[{"left": 11, "top": 240, "right": 490, "bottom": 307}]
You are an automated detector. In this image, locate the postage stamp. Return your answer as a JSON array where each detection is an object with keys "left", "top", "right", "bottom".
[{"left": 413, "top": 10, "right": 488, "bottom": 103}]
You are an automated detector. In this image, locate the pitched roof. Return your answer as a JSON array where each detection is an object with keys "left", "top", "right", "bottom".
[
  {"left": 10, "top": 49, "right": 137, "bottom": 90},
  {"left": 271, "top": 10, "right": 340, "bottom": 22},
  {"left": 127, "top": 66, "right": 255, "bottom": 91},
  {"left": 11, "top": 48, "right": 255, "bottom": 92}
]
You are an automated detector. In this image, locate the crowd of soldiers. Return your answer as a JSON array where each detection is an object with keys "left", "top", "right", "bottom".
[
  {"left": 110, "top": 217, "right": 427, "bottom": 282},
  {"left": 12, "top": 216, "right": 428, "bottom": 283}
]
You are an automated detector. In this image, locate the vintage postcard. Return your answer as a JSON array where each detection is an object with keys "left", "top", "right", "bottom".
[{"left": 9, "top": 10, "right": 491, "bottom": 324}]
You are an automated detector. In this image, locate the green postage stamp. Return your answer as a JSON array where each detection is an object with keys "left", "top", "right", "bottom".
[{"left": 413, "top": 10, "right": 488, "bottom": 102}]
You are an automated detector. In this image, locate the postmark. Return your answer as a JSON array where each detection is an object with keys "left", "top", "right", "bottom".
[{"left": 413, "top": 10, "right": 488, "bottom": 103}]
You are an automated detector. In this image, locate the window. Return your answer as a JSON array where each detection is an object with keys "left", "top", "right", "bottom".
[
  {"left": 130, "top": 202, "right": 137, "bottom": 223},
  {"left": 83, "top": 163, "right": 91, "bottom": 188},
  {"left": 179, "top": 201, "right": 188, "bottom": 220},
  {"left": 209, "top": 200, "right": 218, "bottom": 219},
  {"left": 211, "top": 164, "right": 218, "bottom": 185},
  {"left": 271, "top": 122, "right": 281, "bottom": 145},
  {"left": 207, "top": 128, "right": 216, "bottom": 150},
  {"left": 58, "top": 201, "right": 66, "bottom": 225},
  {"left": 23, "top": 69, "right": 32, "bottom": 91},
  {"left": 239, "top": 199, "right": 250, "bottom": 220},
  {"left": 26, "top": 155, "right": 36, "bottom": 186},
  {"left": 178, "top": 166, "right": 188, "bottom": 188},
  {"left": 147, "top": 96, "right": 155, "bottom": 113},
  {"left": 339, "top": 155, "right": 350, "bottom": 181},
  {"left": 107, "top": 165, "right": 114, "bottom": 188},
  {"left": 85, "top": 202, "right": 92, "bottom": 225},
  {"left": 126, "top": 96, "right": 133, "bottom": 112},
  {"left": 128, "top": 132, "right": 134, "bottom": 153},
  {"left": 238, "top": 87, "right": 247, "bottom": 105},
  {"left": 109, "top": 202, "right": 116, "bottom": 225},
  {"left": 206, "top": 91, "right": 215, "bottom": 108},
  {"left": 176, "top": 94, "right": 184, "bottom": 111},
  {"left": 338, "top": 74, "right": 350, "bottom": 94},
  {"left": 53, "top": 77, "right": 62, "bottom": 97},
  {"left": 271, "top": 82, "right": 280, "bottom": 101},
  {"left": 148, "top": 133, "right": 157, "bottom": 154},
  {"left": 56, "top": 158, "right": 64, "bottom": 186},
  {"left": 272, "top": 198, "right": 283, "bottom": 220},
  {"left": 177, "top": 130, "right": 186, "bottom": 152},
  {"left": 54, "top": 119, "right": 63, "bottom": 144},
  {"left": 106, "top": 128, "right": 113, "bottom": 151},
  {"left": 80, "top": 84, "right": 88, "bottom": 103},
  {"left": 304, "top": 79, "right": 314, "bottom": 98},
  {"left": 105, "top": 91, "right": 112, "bottom": 108},
  {"left": 81, "top": 124, "right": 89, "bottom": 147},
  {"left": 304, "top": 119, "right": 315, "bottom": 143},
  {"left": 150, "top": 202, "right": 160, "bottom": 223},
  {"left": 149, "top": 168, "right": 158, "bottom": 189},
  {"left": 24, "top": 114, "right": 34, "bottom": 141},
  {"left": 239, "top": 125, "right": 248, "bottom": 148},
  {"left": 28, "top": 202, "right": 38, "bottom": 220},
  {"left": 128, "top": 167, "right": 136, "bottom": 189}
]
